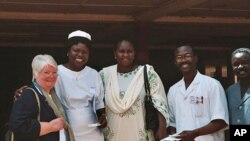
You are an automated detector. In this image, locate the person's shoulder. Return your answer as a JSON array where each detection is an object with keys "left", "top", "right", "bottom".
[
  {"left": 86, "top": 66, "right": 97, "bottom": 71},
  {"left": 57, "top": 64, "right": 67, "bottom": 74},
  {"left": 102, "top": 64, "right": 117, "bottom": 70},
  {"left": 199, "top": 72, "right": 219, "bottom": 82},
  {"left": 100, "top": 64, "right": 117, "bottom": 74},
  {"left": 198, "top": 73, "right": 224, "bottom": 89},
  {"left": 85, "top": 66, "right": 99, "bottom": 74},
  {"left": 145, "top": 64, "right": 153, "bottom": 69},
  {"left": 144, "top": 64, "right": 157, "bottom": 73},
  {"left": 57, "top": 64, "right": 64, "bottom": 69},
  {"left": 167, "top": 80, "right": 182, "bottom": 98},
  {"left": 17, "top": 86, "right": 38, "bottom": 102},
  {"left": 198, "top": 72, "right": 212, "bottom": 79},
  {"left": 226, "top": 83, "right": 238, "bottom": 92},
  {"left": 24, "top": 85, "right": 38, "bottom": 94},
  {"left": 169, "top": 79, "right": 182, "bottom": 90}
]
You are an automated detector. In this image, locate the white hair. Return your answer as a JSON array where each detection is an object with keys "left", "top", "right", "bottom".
[{"left": 31, "top": 54, "right": 58, "bottom": 80}]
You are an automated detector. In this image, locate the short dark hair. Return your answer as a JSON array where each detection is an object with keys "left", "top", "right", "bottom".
[
  {"left": 232, "top": 48, "right": 250, "bottom": 58},
  {"left": 174, "top": 45, "right": 196, "bottom": 55},
  {"left": 114, "top": 39, "right": 135, "bottom": 51},
  {"left": 67, "top": 37, "right": 92, "bottom": 51}
]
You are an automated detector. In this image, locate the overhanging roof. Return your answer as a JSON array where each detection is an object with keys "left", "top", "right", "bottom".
[{"left": 0, "top": 0, "right": 250, "bottom": 49}]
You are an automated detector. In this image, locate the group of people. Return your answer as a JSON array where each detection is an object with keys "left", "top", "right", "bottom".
[{"left": 8, "top": 29, "right": 250, "bottom": 141}]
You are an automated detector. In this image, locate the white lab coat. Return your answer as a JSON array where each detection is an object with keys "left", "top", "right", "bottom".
[{"left": 168, "top": 72, "right": 229, "bottom": 141}]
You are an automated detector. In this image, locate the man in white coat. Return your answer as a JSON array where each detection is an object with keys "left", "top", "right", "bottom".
[{"left": 167, "top": 45, "right": 229, "bottom": 141}]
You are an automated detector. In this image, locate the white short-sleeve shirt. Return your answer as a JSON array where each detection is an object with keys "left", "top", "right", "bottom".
[{"left": 167, "top": 72, "right": 229, "bottom": 141}]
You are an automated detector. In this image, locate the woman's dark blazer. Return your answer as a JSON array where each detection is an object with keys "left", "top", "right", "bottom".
[{"left": 9, "top": 84, "right": 59, "bottom": 141}]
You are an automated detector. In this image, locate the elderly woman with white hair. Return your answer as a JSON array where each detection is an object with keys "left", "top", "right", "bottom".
[{"left": 9, "top": 54, "right": 67, "bottom": 141}]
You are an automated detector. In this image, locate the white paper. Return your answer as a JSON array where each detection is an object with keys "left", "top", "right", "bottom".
[
  {"left": 160, "top": 133, "right": 180, "bottom": 141},
  {"left": 59, "top": 129, "right": 66, "bottom": 141},
  {"left": 88, "top": 123, "right": 101, "bottom": 127}
]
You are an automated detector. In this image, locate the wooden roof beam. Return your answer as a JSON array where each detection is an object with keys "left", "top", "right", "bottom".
[
  {"left": 0, "top": 12, "right": 134, "bottom": 22},
  {"left": 155, "top": 16, "right": 250, "bottom": 24},
  {"left": 1, "top": 12, "right": 250, "bottom": 24},
  {"left": 135, "top": 0, "right": 207, "bottom": 21}
]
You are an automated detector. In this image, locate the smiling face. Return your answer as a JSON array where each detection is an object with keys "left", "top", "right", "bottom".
[
  {"left": 114, "top": 40, "right": 136, "bottom": 68},
  {"left": 35, "top": 65, "right": 58, "bottom": 92},
  {"left": 231, "top": 52, "right": 250, "bottom": 80},
  {"left": 67, "top": 42, "right": 89, "bottom": 71},
  {"left": 175, "top": 45, "right": 197, "bottom": 75}
]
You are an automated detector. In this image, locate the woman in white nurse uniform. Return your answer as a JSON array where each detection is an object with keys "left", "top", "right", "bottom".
[{"left": 55, "top": 30, "right": 106, "bottom": 141}]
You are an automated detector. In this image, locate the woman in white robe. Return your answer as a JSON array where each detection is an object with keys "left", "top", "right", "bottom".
[
  {"left": 55, "top": 30, "right": 106, "bottom": 141},
  {"left": 100, "top": 39, "right": 169, "bottom": 141}
]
